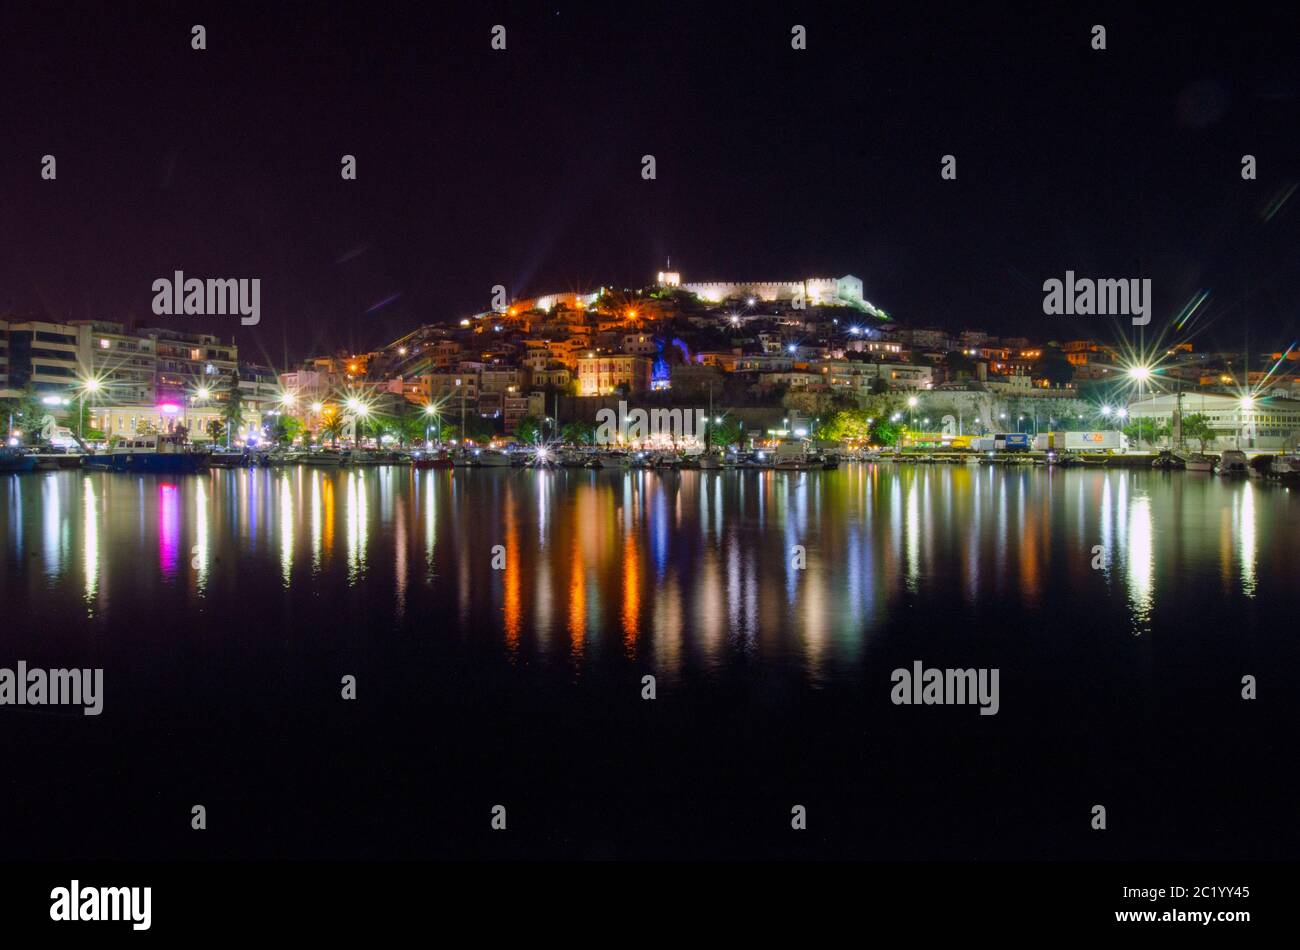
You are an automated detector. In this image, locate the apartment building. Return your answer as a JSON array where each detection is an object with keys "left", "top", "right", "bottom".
[{"left": 575, "top": 354, "right": 652, "bottom": 396}]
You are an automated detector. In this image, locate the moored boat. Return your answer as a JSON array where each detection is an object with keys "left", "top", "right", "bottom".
[
  {"left": 0, "top": 447, "right": 38, "bottom": 473},
  {"left": 1215, "top": 450, "right": 1248, "bottom": 476},
  {"left": 84, "top": 434, "right": 203, "bottom": 473},
  {"left": 412, "top": 449, "right": 453, "bottom": 469},
  {"left": 301, "top": 448, "right": 346, "bottom": 466},
  {"left": 26, "top": 447, "right": 85, "bottom": 471},
  {"left": 205, "top": 449, "right": 251, "bottom": 468}
]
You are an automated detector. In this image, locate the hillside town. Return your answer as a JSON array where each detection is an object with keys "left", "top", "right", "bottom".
[{"left": 4, "top": 267, "right": 1300, "bottom": 456}]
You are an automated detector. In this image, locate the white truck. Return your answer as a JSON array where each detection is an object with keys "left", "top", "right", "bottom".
[{"left": 1064, "top": 431, "right": 1128, "bottom": 453}]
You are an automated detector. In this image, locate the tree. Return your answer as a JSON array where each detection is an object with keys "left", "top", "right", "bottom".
[
  {"left": 561, "top": 420, "right": 596, "bottom": 445},
  {"left": 514, "top": 415, "right": 542, "bottom": 444},
  {"left": 707, "top": 416, "right": 746, "bottom": 448},
  {"left": 2, "top": 385, "right": 46, "bottom": 444},
  {"left": 205, "top": 419, "right": 226, "bottom": 443},
  {"left": 873, "top": 421, "right": 902, "bottom": 447},
  {"left": 445, "top": 415, "right": 496, "bottom": 443},
  {"left": 221, "top": 369, "right": 244, "bottom": 446},
  {"left": 1123, "top": 418, "right": 1169, "bottom": 448},
  {"left": 395, "top": 407, "right": 428, "bottom": 446},
  {"left": 270, "top": 415, "right": 305, "bottom": 446},
  {"left": 1180, "top": 413, "right": 1213, "bottom": 452},
  {"left": 821, "top": 408, "right": 874, "bottom": 443},
  {"left": 321, "top": 415, "right": 345, "bottom": 446}
]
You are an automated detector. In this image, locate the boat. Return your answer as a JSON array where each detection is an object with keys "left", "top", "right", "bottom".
[
  {"left": 0, "top": 447, "right": 38, "bottom": 473},
  {"left": 597, "top": 451, "right": 630, "bottom": 469},
  {"left": 1183, "top": 453, "right": 1214, "bottom": 472},
  {"left": 1215, "top": 450, "right": 1248, "bottom": 476},
  {"left": 696, "top": 451, "right": 722, "bottom": 470},
  {"left": 1264, "top": 454, "right": 1300, "bottom": 480},
  {"left": 84, "top": 434, "right": 204, "bottom": 473},
  {"left": 475, "top": 448, "right": 512, "bottom": 467},
  {"left": 26, "top": 447, "right": 84, "bottom": 471},
  {"left": 205, "top": 449, "right": 251, "bottom": 468},
  {"left": 262, "top": 448, "right": 301, "bottom": 466},
  {"left": 1151, "top": 450, "right": 1185, "bottom": 471},
  {"left": 773, "top": 442, "right": 817, "bottom": 470},
  {"left": 412, "top": 450, "right": 453, "bottom": 469},
  {"left": 301, "top": 448, "right": 346, "bottom": 466}
]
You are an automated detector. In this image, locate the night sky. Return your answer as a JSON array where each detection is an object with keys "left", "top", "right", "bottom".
[{"left": 1, "top": 2, "right": 1296, "bottom": 366}]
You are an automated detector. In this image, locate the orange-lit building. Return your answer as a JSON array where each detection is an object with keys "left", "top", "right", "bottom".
[{"left": 576, "top": 354, "right": 652, "bottom": 396}]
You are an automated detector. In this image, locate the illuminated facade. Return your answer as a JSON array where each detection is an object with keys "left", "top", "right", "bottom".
[
  {"left": 576, "top": 355, "right": 652, "bottom": 396},
  {"left": 678, "top": 274, "right": 877, "bottom": 312}
]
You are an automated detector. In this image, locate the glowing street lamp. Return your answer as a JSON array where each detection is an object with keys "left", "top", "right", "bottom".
[
  {"left": 1127, "top": 365, "right": 1154, "bottom": 446},
  {"left": 77, "top": 376, "right": 103, "bottom": 440},
  {"left": 424, "top": 402, "right": 442, "bottom": 444}
]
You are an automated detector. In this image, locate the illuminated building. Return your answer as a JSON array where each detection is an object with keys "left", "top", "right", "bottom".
[{"left": 576, "top": 354, "right": 652, "bottom": 396}]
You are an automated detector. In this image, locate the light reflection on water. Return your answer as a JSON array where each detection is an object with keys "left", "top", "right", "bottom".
[{"left": 0, "top": 466, "right": 1294, "bottom": 682}]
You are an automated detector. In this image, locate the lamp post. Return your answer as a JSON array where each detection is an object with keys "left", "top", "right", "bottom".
[
  {"left": 1127, "top": 365, "right": 1152, "bottom": 449},
  {"left": 424, "top": 403, "right": 439, "bottom": 447},
  {"left": 79, "top": 377, "right": 101, "bottom": 441}
]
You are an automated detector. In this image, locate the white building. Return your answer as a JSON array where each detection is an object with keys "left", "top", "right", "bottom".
[
  {"left": 678, "top": 274, "right": 879, "bottom": 313},
  {"left": 1128, "top": 392, "right": 1300, "bottom": 451}
]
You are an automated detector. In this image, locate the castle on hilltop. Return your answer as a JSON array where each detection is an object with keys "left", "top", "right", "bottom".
[{"left": 657, "top": 267, "right": 879, "bottom": 314}]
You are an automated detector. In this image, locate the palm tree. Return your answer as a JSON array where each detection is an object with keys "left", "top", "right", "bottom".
[
  {"left": 221, "top": 368, "right": 243, "bottom": 447},
  {"left": 321, "top": 416, "right": 345, "bottom": 446}
]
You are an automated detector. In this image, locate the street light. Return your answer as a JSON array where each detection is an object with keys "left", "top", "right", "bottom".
[
  {"left": 424, "top": 403, "right": 440, "bottom": 445},
  {"left": 1240, "top": 395, "right": 1255, "bottom": 449},
  {"left": 78, "top": 377, "right": 102, "bottom": 441},
  {"left": 1128, "top": 364, "right": 1153, "bottom": 447}
]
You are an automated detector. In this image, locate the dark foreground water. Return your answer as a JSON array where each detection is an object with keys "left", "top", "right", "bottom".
[{"left": 1, "top": 465, "right": 1297, "bottom": 859}]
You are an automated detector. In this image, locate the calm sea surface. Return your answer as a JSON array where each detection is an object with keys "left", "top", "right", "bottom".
[{"left": 2, "top": 465, "right": 1297, "bottom": 859}]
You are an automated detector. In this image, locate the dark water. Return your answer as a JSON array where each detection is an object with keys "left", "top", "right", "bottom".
[{"left": 1, "top": 465, "right": 1297, "bottom": 859}]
